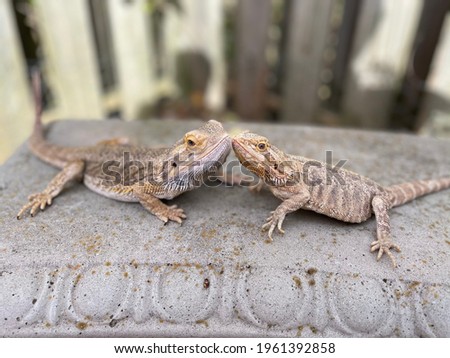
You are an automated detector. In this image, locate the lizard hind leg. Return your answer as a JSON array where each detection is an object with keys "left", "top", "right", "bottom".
[
  {"left": 17, "top": 160, "right": 85, "bottom": 219},
  {"left": 370, "top": 195, "right": 401, "bottom": 267}
]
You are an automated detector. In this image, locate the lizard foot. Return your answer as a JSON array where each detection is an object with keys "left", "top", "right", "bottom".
[
  {"left": 261, "top": 210, "right": 286, "bottom": 241},
  {"left": 155, "top": 205, "right": 186, "bottom": 224},
  {"left": 370, "top": 237, "right": 401, "bottom": 267},
  {"left": 17, "top": 192, "right": 53, "bottom": 219}
]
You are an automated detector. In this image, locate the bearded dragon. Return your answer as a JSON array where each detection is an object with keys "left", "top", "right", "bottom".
[
  {"left": 232, "top": 131, "right": 450, "bottom": 267},
  {"left": 17, "top": 73, "right": 231, "bottom": 223}
]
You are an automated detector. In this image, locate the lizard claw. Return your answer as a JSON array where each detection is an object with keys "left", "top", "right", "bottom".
[
  {"left": 17, "top": 192, "right": 53, "bottom": 219},
  {"left": 156, "top": 205, "right": 186, "bottom": 225},
  {"left": 370, "top": 237, "right": 401, "bottom": 267},
  {"left": 261, "top": 211, "right": 286, "bottom": 240}
]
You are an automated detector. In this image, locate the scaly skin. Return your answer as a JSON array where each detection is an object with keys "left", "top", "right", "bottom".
[
  {"left": 17, "top": 72, "right": 231, "bottom": 224},
  {"left": 232, "top": 131, "right": 450, "bottom": 267}
]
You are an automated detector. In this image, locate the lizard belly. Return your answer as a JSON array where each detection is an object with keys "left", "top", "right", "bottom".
[{"left": 84, "top": 175, "right": 138, "bottom": 202}]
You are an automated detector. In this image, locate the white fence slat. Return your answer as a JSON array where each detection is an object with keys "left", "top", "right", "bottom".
[
  {"left": 418, "top": 14, "right": 450, "bottom": 137},
  {"left": 35, "top": 0, "right": 103, "bottom": 120},
  {"left": 0, "top": 0, "right": 33, "bottom": 163},
  {"left": 281, "top": 0, "right": 334, "bottom": 123},
  {"left": 342, "top": 0, "right": 423, "bottom": 128},
  {"left": 108, "top": 0, "right": 156, "bottom": 120},
  {"left": 177, "top": 0, "right": 226, "bottom": 112}
]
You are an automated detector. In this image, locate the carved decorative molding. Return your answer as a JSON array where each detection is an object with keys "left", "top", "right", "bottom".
[{"left": 1, "top": 263, "right": 448, "bottom": 337}]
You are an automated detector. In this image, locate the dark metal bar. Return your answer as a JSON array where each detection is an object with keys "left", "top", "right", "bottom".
[
  {"left": 392, "top": 0, "right": 450, "bottom": 130},
  {"left": 234, "top": 0, "right": 272, "bottom": 120},
  {"left": 329, "top": 0, "right": 361, "bottom": 110}
]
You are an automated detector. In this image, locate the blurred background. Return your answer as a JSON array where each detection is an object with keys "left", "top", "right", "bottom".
[{"left": 1, "top": 0, "right": 450, "bottom": 163}]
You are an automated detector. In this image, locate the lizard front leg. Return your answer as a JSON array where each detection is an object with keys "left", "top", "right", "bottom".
[
  {"left": 370, "top": 195, "right": 401, "bottom": 267},
  {"left": 17, "top": 160, "right": 85, "bottom": 219},
  {"left": 133, "top": 185, "right": 186, "bottom": 224},
  {"left": 262, "top": 189, "right": 310, "bottom": 241}
]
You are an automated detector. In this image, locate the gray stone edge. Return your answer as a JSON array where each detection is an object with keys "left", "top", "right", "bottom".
[{"left": 1, "top": 263, "right": 448, "bottom": 337}]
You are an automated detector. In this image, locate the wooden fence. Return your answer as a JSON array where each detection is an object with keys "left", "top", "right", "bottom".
[{"left": 1, "top": 0, "right": 450, "bottom": 162}]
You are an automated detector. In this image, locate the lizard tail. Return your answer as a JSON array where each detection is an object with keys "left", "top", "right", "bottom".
[
  {"left": 386, "top": 177, "right": 450, "bottom": 208},
  {"left": 28, "top": 70, "right": 80, "bottom": 168},
  {"left": 30, "top": 69, "right": 44, "bottom": 142}
]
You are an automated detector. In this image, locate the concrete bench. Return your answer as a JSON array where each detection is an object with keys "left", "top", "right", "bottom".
[{"left": 1, "top": 119, "right": 449, "bottom": 337}]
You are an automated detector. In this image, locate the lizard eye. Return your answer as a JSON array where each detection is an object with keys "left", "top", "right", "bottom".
[
  {"left": 185, "top": 135, "right": 197, "bottom": 147},
  {"left": 256, "top": 142, "right": 267, "bottom": 151}
]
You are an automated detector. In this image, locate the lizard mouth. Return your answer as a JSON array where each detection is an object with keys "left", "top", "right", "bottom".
[
  {"left": 163, "top": 135, "right": 231, "bottom": 192},
  {"left": 232, "top": 138, "right": 288, "bottom": 184},
  {"left": 181, "top": 134, "right": 231, "bottom": 176},
  {"left": 232, "top": 139, "right": 269, "bottom": 178},
  {"left": 232, "top": 138, "right": 269, "bottom": 165},
  {"left": 232, "top": 139, "right": 259, "bottom": 162},
  {"left": 197, "top": 134, "right": 231, "bottom": 164}
]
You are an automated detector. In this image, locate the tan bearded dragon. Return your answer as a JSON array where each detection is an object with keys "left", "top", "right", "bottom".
[
  {"left": 17, "top": 73, "right": 231, "bottom": 223},
  {"left": 232, "top": 131, "right": 450, "bottom": 267}
]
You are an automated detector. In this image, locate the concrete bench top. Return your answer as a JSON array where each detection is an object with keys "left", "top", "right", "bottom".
[{"left": 0, "top": 119, "right": 449, "bottom": 337}]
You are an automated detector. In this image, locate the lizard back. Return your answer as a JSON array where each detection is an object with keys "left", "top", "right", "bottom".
[{"left": 287, "top": 155, "right": 385, "bottom": 223}]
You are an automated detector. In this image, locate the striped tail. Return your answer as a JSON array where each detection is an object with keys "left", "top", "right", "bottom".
[{"left": 386, "top": 177, "right": 450, "bottom": 208}]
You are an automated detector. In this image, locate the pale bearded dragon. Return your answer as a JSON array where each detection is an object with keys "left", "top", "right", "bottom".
[
  {"left": 232, "top": 131, "right": 450, "bottom": 267},
  {"left": 17, "top": 73, "right": 231, "bottom": 223}
]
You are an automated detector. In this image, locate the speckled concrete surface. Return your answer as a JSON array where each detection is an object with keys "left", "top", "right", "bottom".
[{"left": 0, "top": 119, "right": 449, "bottom": 337}]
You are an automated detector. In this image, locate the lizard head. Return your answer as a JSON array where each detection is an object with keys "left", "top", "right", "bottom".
[
  {"left": 163, "top": 120, "right": 231, "bottom": 190},
  {"left": 232, "top": 131, "right": 296, "bottom": 186}
]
